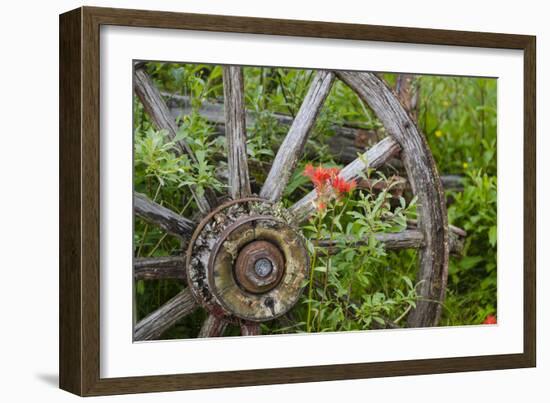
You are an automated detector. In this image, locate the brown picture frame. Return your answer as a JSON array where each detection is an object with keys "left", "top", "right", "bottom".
[{"left": 59, "top": 6, "right": 536, "bottom": 396}]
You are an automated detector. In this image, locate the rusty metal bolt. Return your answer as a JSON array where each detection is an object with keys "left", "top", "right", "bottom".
[
  {"left": 254, "top": 258, "right": 273, "bottom": 277},
  {"left": 234, "top": 240, "right": 285, "bottom": 294}
]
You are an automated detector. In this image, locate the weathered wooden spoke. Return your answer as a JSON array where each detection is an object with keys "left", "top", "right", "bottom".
[
  {"left": 316, "top": 228, "right": 464, "bottom": 256},
  {"left": 198, "top": 315, "right": 228, "bottom": 338},
  {"left": 223, "top": 66, "right": 251, "bottom": 199},
  {"left": 337, "top": 71, "right": 449, "bottom": 327},
  {"left": 134, "top": 288, "right": 198, "bottom": 341},
  {"left": 317, "top": 230, "right": 424, "bottom": 254},
  {"left": 260, "top": 71, "right": 335, "bottom": 202},
  {"left": 134, "top": 67, "right": 194, "bottom": 157},
  {"left": 133, "top": 66, "right": 215, "bottom": 214},
  {"left": 134, "top": 256, "right": 185, "bottom": 280},
  {"left": 289, "top": 136, "right": 400, "bottom": 223},
  {"left": 134, "top": 192, "right": 195, "bottom": 239},
  {"left": 240, "top": 322, "right": 261, "bottom": 336}
]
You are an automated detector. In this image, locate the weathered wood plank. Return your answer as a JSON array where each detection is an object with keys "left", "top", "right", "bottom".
[
  {"left": 338, "top": 71, "right": 449, "bottom": 328},
  {"left": 289, "top": 136, "right": 401, "bottom": 223},
  {"left": 223, "top": 66, "right": 251, "bottom": 199},
  {"left": 134, "top": 192, "right": 195, "bottom": 239},
  {"left": 165, "top": 91, "right": 369, "bottom": 163},
  {"left": 134, "top": 66, "right": 215, "bottom": 214},
  {"left": 198, "top": 315, "right": 228, "bottom": 337},
  {"left": 163, "top": 93, "right": 471, "bottom": 181},
  {"left": 316, "top": 228, "right": 464, "bottom": 256},
  {"left": 240, "top": 322, "right": 261, "bottom": 336},
  {"left": 260, "top": 71, "right": 335, "bottom": 202},
  {"left": 317, "top": 230, "right": 424, "bottom": 252},
  {"left": 134, "top": 256, "right": 186, "bottom": 280},
  {"left": 134, "top": 288, "right": 198, "bottom": 341}
]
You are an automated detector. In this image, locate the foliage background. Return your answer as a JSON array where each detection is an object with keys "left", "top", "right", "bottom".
[{"left": 133, "top": 63, "right": 497, "bottom": 338}]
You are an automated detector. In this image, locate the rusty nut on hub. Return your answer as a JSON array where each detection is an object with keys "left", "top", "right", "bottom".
[{"left": 234, "top": 240, "right": 285, "bottom": 294}]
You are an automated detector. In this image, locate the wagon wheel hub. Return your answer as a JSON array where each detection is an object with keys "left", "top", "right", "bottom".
[
  {"left": 186, "top": 198, "right": 309, "bottom": 323},
  {"left": 235, "top": 240, "right": 285, "bottom": 294}
]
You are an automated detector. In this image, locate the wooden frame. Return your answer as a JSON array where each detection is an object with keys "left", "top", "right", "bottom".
[{"left": 59, "top": 6, "right": 536, "bottom": 396}]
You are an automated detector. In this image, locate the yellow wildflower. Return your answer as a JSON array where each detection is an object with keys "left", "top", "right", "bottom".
[
  {"left": 435, "top": 130, "right": 443, "bottom": 138},
  {"left": 463, "top": 162, "right": 469, "bottom": 169}
]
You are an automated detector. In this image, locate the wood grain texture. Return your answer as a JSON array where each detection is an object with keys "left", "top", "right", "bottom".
[
  {"left": 80, "top": 6, "right": 101, "bottom": 395},
  {"left": 134, "top": 288, "right": 198, "bottom": 341},
  {"left": 523, "top": 36, "right": 537, "bottom": 366},
  {"left": 260, "top": 71, "right": 335, "bottom": 202},
  {"left": 198, "top": 315, "right": 228, "bottom": 337},
  {"left": 84, "top": 6, "right": 533, "bottom": 49},
  {"left": 134, "top": 68, "right": 183, "bottom": 149},
  {"left": 290, "top": 136, "right": 400, "bottom": 222},
  {"left": 59, "top": 8, "right": 83, "bottom": 395},
  {"left": 133, "top": 67, "right": 214, "bottom": 214},
  {"left": 165, "top": 92, "right": 382, "bottom": 164},
  {"left": 318, "top": 230, "right": 424, "bottom": 252},
  {"left": 223, "top": 66, "right": 251, "bottom": 199},
  {"left": 59, "top": 6, "right": 536, "bottom": 396},
  {"left": 317, "top": 228, "right": 464, "bottom": 255},
  {"left": 134, "top": 192, "right": 195, "bottom": 239},
  {"left": 134, "top": 256, "right": 186, "bottom": 280},
  {"left": 337, "top": 71, "right": 449, "bottom": 328}
]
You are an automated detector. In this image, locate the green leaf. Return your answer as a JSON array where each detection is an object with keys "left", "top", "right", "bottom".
[{"left": 459, "top": 256, "right": 484, "bottom": 270}]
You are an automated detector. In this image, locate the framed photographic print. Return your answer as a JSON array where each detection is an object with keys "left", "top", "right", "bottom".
[{"left": 59, "top": 6, "right": 536, "bottom": 396}]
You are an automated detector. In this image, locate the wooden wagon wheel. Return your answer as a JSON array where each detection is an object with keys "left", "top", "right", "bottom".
[{"left": 132, "top": 65, "right": 449, "bottom": 340}]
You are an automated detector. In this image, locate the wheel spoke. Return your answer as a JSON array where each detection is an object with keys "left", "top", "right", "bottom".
[
  {"left": 316, "top": 230, "right": 424, "bottom": 255},
  {"left": 134, "top": 256, "right": 185, "bottom": 280},
  {"left": 134, "top": 65, "right": 215, "bottom": 213},
  {"left": 198, "top": 315, "right": 228, "bottom": 337},
  {"left": 260, "top": 71, "right": 335, "bottom": 202},
  {"left": 223, "top": 66, "right": 251, "bottom": 199},
  {"left": 240, "top": 322, "right": 261, "bottom": 336},
  {"left": 134, "top": 67, "right": 193, "bottom": 157},
  {"left": 134, "top": 192, "right": 195, "bottom": 239},
  {"left": 316, "top": 226, "right": 464, "bottom": 256},
  {"left": 134, "top": 288, "right": 198, "bottom": 341},
  {"left": 289, "top": 136, "right": 400, "bottom": 223},
  {"left": 337, "top": 71, "right": 449, "bottom": 327}
]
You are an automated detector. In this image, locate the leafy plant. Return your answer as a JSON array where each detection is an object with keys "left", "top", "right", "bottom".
[{"left": 441, "top": 170, "right": 497, "bottom": 325}]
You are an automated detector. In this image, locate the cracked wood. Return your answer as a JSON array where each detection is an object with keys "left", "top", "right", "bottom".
[
  {"left": 223, "top": 66, "right": 251, "bottom": 199},
  {"left": 134, "top": 192, "right": 195, "bottom": 239},
  {"left": 134, "top": 288, "right": 198, "bottom": 341}
]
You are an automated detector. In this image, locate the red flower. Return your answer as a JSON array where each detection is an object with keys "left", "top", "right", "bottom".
[
  {"left": 482, "top": 315, "right": 497, "bottom": 325},
  {"left": 303, "top": 164, "right": 356, "bottom": 211},
  {"left": 331, "top": 175, "right": 357, "bottom": 197},
  {"left": 303, "top": 164, "right": 340, "bottom": 192}
]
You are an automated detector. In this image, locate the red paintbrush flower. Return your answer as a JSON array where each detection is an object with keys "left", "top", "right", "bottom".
[
  {"left": 331, "top": 175, "right": 357, "bottom": 197},
  {"left": 303, "top": 164, "right": 340, "bottom": 192},
  {"left": 482, "top": 315, "right": 497, "bottom": 325},
  {"left": 303, "top": 164, "right": 356, "bottom": 211},
  {"left": 303, "top": 163, "right": 316, "bottom": 180}
]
